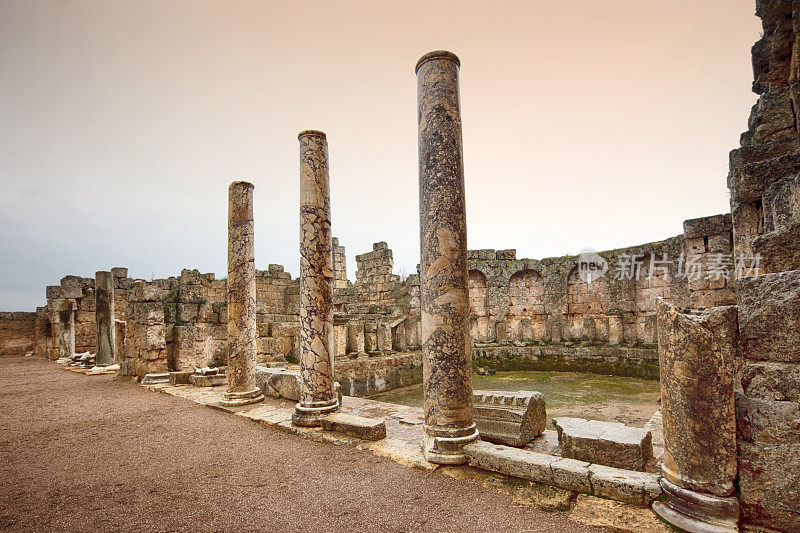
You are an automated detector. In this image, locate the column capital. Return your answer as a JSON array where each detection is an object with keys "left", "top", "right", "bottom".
[{"left": 415, "top": 50, "right": 460, "bottom": 74}]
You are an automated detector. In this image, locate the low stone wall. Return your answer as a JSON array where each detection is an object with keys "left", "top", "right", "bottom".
[
  {"left": 335, "top": 352, "right": 423, "bottom": 397},
  {"left": 473, "top": 343, "right": 659, "bottom": 380},
  {"left": 0, "top": 312, "right": 35, "bottom": 355}
]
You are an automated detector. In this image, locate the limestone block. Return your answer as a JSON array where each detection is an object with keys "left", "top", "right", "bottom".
[
  {"left": 739, "top": 269, "right": 800, "bottom": 362},
  {"left": 189, "top": 373, "right": 226, "bottom": 387},
  {"left": 320, "top": 412, "right": 386, "bottom": 441},
  {"left": 588, "top": 464, "right": 662, "bottom": 505},
  {"left": 472, "top": 390, "right": 546, "bottom": 447},
  {"left": 553, "top": 417, "right": 653, "bottom": 472},
  {"left": 141, "top": 372, "right": 170, "bottom": 384},
  {"left": 255, "top": 367, "right": 301, "bottom": 400},
  {"left": 463, "top": 440, "right": 556, "bottom": 486},
  {"left": 169, "top": 371, "right": 192, "bottom": 385},
  {"left": 739, "top": 440, "right": 800, "bottom": 532},
  {"left": 735, "top": 392, "right": 800, "bottom": 444},
  {"left": 551, "top": 457, "right": 591, "bottom": 493},
  {"left": 111, "top": 267, "right": 128, "bottom": 278}
]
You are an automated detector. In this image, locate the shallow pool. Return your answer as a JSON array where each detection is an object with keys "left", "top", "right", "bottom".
[{"left": 368, "top": 370, "right": 661, "bottom": 427}]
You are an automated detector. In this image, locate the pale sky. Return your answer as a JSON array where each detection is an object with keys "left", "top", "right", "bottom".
[{"left": 0, "top": 1, "right": 762, "bottom": 310}]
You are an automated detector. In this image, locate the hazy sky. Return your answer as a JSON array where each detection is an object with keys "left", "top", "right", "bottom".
[{"left": 0, "top": 1, "right": 762, "bottom": 310}]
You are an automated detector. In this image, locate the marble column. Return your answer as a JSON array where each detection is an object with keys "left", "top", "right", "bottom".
[
  {"left": 94, "top": 271, "right": 115, "bottom": 366},
  {"left": 292, "top": 130, "right": 339, "bottom": 427},
  {"left": 58, "top": 300, "right": 75, "bottom": 359},
  {"left": 652, "top": 299, "right": 739, "bottom": 532},
  {"left": 416, "top": 50, "right": 479, "bottom": 464},
  {"left": 220, "top": 181, "right": 264, "bottom": 407}
]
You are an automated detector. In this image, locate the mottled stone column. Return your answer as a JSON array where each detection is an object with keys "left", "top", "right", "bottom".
[
  {"left": 416, "top": 50, "right": 478, "bottom": 464},
  {"left": 58, "top": 300, "right": 75, "bottom": 359},
  {"left": 652, "top": 299, "right": 739, "bottom": 532},
  {"left": 292, "top": 130, "right": 339, "bottom": 427},
  {"left": 220, "top": 181, "right": 264, "bottom": 407},
  {"left": 94, "top": 271, "right": 115, "bottom": 366}
]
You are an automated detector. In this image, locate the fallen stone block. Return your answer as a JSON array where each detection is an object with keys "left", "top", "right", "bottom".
[
  {"left": 255, "top": 367, "right": 301, "bottom": 400},
  {"left": 588, "top": 464, "right": 662, "bottom": 505},
  {"left": 169, "top": 371, "right": 193, "bottom": 385},
  {"left": 473, "top": 390, "right": 546, "bottom": 447},
  {"left": 321, "top": 412, "right": 386, "bottom": 441},
  {"left": 190, "top": 373, "right": 226, "bottom": 387},
  {"left": 141, "top": 372, "right": 170, "bottom": 384},
  {"left": 553, "top": 417, "right": 653, "bottom": 471}
]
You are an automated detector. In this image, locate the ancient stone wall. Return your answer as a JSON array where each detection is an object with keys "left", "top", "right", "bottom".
[
  {"left": 0, "top": 312, "right": 35, "bottom": 355},
  {"left": 727, "top": 1, "right": 800, "bottom": 530}
]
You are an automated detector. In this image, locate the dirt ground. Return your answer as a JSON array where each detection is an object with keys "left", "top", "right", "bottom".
[{"left": 0, "top": 356, "right": 606, "bottom": 532}]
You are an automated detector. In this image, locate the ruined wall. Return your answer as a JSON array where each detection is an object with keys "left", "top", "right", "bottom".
[
  {"left": 0, "top": 312, "right": 35, "bottom": 355},
  {"left": 727, "top": 2, "right": 800, "bottom": 530}
]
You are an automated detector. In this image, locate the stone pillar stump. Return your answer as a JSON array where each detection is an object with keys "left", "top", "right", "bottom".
[
  {"left": 293, "top": 130, "right": 339, "bottom": 427},
  {"left": 220, "top": 181, "right": 264, "bottom": 407},
  {"left": 652, "top": 298, "right": 739, "bottom": 532},
  {"left": 416, "top": 50, "right": 478, "bottom": 464}
]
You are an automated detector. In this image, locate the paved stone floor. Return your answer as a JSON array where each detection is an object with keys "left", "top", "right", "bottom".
[{"left": 0, "top": 356, "right": 607, "bottom": 532}]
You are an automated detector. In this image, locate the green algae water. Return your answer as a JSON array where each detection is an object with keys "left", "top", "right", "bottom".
[{"left": 369, "top": 370, "right": 661, "bottom": 427}]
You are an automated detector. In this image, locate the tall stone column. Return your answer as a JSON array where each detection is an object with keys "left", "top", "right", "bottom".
[
  {"left": 57, "top": 300, "right": 75, "bottom": 359},
  {"left": 416, "top": 50, "right": 479, "bottom": 464},
  {"left": 652, "top": 299, "right": 739, "bottom": 532},
  {"left": 293, "top": 130, "right": 339, "bottom": 427},
  {"left": 220, "top": 181, "right": 264, "bottom": 407},
  {"left": 94, "top": 271, "right": 116, "bottom": 366}
]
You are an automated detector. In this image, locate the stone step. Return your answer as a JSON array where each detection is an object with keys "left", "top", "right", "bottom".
[
  {"left": 464, "top": 439, "right": 661, "bottom": 506},
  {"left": 321, "top": 412, "right": 386, "bottom": 441}
]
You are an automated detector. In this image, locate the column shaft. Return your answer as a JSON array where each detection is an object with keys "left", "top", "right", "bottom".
[
  {"left": 220, "top": 181, "right": 264, "bottom": 407},
  {"left": 416, "top": 51, "right": 478, "bottom": 464},
  {"left": 95, "top": 271, "right": 115, "bottom": 366},
  {"left": 293, "top": 130, "right": 339, "bottom": 427}
]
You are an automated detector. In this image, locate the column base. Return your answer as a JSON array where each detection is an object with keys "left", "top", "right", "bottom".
[
  {"left": 292, "top": 400, "right": 340, "bottom": 427},
  {"left": 219, "top": 388, "right": 265, "bottom": 407},
  {"left": 651, "top": 478, "right": 739, "bottom": 533},
  {"left": 423, "top": 424, "right": 480, "bottom": 465}
]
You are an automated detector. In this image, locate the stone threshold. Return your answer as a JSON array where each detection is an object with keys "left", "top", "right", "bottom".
[{"left": 140, "top": 380, "right": 672, "bottom": 532}]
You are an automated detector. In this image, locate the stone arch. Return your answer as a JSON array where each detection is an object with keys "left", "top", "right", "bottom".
[
  {"left": 468, "top": 269, "right": 490, "bottom": 342},
  {"left": 567, "top": 266, "right": 608, "bottom": 340},
  {"left": 507, "top": 269, "right": 545, "bottom": 341}
]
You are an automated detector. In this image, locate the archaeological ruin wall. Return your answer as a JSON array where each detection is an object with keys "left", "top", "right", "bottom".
[{"left": 725, "top": 1, "right": 800, "bottom": 530}]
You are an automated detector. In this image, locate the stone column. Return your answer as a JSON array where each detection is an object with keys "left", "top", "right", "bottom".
[
  {"left": 416, "top": 50, "right": 478, "bottom": 464},
  {"left": 57, "top": 300, "right": 75, "bottom": 359},
  {"left": 652, "top": 299, "right": 739, "bottom": 532},
  {"left": 220, "top": 181, "right": 264, "bottom": 407},
  {"left": 94, "top": 271, "right": 116, "bottom": 366},
  {"left": 292, "top": 130, "right": 339, "bottom": 427}
]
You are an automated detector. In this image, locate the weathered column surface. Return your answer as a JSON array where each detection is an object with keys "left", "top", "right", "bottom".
[
  {"left": 220, "top": 181, "right": 264, "bottom": 407},
  {"left": 652, "top": 298, "right": 739, "bottom": 532},
  {"left": 292, "top": 130, "right": 339, "bottom": 427},
  {"left": 94, "top": 271, "right": 115, "bottom": 366},
  {"left": 416, "top": 50, "right": 478, "bottom": 464},
  {"left": 58, "top": 300, "right": 75, "bottom": 359}
]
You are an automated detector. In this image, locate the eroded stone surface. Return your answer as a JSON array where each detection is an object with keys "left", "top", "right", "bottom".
[
  {"left": 221, "top": 181, "right": 263, "bottom": 407},
  {"left": 293, "top": 131, "right": 338, "bottom": 427},
  {"left": 656, "top": 299, "right": 737, "bottom": 497},
  {"left": 553, "top": 417, "right": 652, "bottom": 472},
  {"left": 94, "top": 271, "right": 115, "bottom": 366},
  {"left": 473, "top": 390, "right": 546, "bottom": 447},
  {"left": 320, "top": 412, "right": 386, "bottom": 441},
  {"left": 417, "top": 50, "right": 477, "bottom": 463}
]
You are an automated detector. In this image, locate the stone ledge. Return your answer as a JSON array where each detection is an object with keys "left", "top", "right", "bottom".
[{"left": 464, "top": 439, "right": 662, "bottom": 506}]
